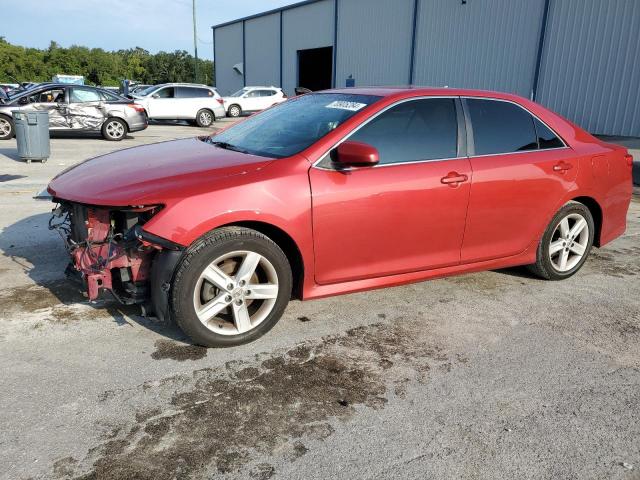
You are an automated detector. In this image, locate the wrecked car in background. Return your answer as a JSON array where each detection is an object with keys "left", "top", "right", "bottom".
[{"left": 0, "top": 83, "right": 147, "bottom": 141}]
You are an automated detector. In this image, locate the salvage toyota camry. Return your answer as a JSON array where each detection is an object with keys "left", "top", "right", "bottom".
[{"left": 47, "top": 87, "right": 633, "bottom": 347}]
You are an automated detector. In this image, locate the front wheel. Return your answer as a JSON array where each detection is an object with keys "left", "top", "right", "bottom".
[
  {"left": 101, "top": 118, "right": 127, "bottom": 141},
  {"left": 528, "top": 201, "right": 594, "bottom": 280},
  {"left": 0, "top": 115, "right": 14, "bottom": 140},
  {"left": 227, "top": 104, "right": 242, "bottom": 118},
  {"left": 170, "top": 227, "right": 292, "bottom": 347}
]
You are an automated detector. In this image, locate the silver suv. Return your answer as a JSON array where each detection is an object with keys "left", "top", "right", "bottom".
[
  {"left": 0, "top": 83, "right": 147, "bottom": 141},
  {"left": 132, "top": 83, "right": 226, "bottom": 127}
]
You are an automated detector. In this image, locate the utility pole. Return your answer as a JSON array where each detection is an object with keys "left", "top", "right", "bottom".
[{"left": 192, "top": 0, "right": 198, "bottom": 83}]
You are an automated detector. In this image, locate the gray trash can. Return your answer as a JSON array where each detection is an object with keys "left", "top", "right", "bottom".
[{"left": 12, "top": 110, "right": 50, "bottom": 163}]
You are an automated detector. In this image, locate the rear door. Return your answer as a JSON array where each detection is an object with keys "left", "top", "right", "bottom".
[
  {"left": 460, "top": 98, "right": 576, "bottom": 263},
  {"left": 309, "top": 97, "right": 472, "bottom": 284},
  {"left": 67, "top": 87, "right": 106, "bottom": 130}
]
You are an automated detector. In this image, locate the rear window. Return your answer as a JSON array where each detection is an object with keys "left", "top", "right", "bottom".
[
  {"left": 533, "top": 117, "right": 564, "bottom": 149},
  {"left": 467, "top": 99, "right": 538, "bottom": 155},
  {"left": 177, "top": 87, "right": 214, "bottom": 98}
]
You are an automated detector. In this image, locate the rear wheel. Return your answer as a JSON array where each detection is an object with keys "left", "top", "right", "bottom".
[
  {"left": 101, "top": 118, "right": 127, "bottom": 141},
  {"left": 528, "top": 202, "right": 594, "bottom": 280},
  {"left": 0, "top": 115, "right": 14, "bottom": 140},
  {"left": 227, "top": 104, "right": 242, "bottom": 118},
  {"left": 195, "top": 109, "right": 215, "bottom": 127},
  {"left": 171, "top": 227, "right": 292, "bottom": 347}
]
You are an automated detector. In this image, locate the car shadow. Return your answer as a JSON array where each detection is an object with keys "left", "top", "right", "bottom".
[{"left": 0, "top": 212, "right": 189, "bottom": 342}]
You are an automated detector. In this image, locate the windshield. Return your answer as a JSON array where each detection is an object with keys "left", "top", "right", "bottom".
[
  {"left": 137, "top": 85, "right": 159, "bottom": 96},
  {"left": 229, "top": 88, "right": 249, "bottom": 97},
  {"left": 207, "top": 93, "right": 381, "bottom": 159}
]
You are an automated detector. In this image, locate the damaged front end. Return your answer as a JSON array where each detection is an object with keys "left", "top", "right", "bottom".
[{"left": 49, "top": 202, "right": 178, "bottom": 308}]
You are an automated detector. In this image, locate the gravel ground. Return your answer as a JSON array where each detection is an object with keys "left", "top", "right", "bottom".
[{"left": 0, "top": 124, "right": 638, "bottom": 480}]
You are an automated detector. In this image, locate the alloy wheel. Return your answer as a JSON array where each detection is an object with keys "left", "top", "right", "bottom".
[
  {"left": 0, "top": 118, "right": 11, "bottom": 137},
  {"left": 199, "top": 111, "right": 213, "bottom": 126},
  {"left": 548, "top": 213, "right": 590, "bottom": 272},
  {"left": 106, "top": 120, "right": 125, "bottom": 139},
  {"left": 229, "top": 106, "right": 240, "bottom": 117},
  {"left": 192, "top": 250, "right": 279, "bottom": 335}
]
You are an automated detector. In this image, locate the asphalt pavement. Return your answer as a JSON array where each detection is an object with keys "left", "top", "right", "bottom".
[{"left": 0, "top": 124, "right": 638, "bottom": 480}]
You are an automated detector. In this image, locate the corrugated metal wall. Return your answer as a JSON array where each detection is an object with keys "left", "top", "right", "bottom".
[
  {"left": 281, "top": 0, "right": 335, "bottom": 95},
  {"left": 412, "top": 0, "right": 545, "bottom": 97},
  {"left": 335, "top": 0, "right": 414, "bottom": 87},
  {"left": 245, "top": 13, "right": 281, "bottom": 88},
  {"left": 536, "top": 0, "right": 640, "bottom": 136},
  {"left": 213, "top": 0, "right": 639, "bottom": 136},
  {"left": 213, "top": 23, "right": 244, "bottom": 95}
]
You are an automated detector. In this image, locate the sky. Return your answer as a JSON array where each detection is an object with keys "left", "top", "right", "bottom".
[{"left": 0, "top": 0, "right": 296, "bottom": 60}]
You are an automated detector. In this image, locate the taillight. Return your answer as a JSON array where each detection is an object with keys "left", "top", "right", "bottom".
[
  {"left": 625, "top": 154, "right": 633, "bottom": 167},
  {"left": 216, "top": 98, "right": 224, "bottom": 105},
  {"left": 127, "top": 104, "right": 145, "bottom": 113}
]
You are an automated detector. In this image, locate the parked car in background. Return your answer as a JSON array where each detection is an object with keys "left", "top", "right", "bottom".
[
  {"left": 223, "top": 86, "right": 287, "bottom": 117},
  {"left": 0, "top": 84, "right": 19, "bottom": 93},
  {"left": 46, "top": 87, "right": 632, "bottom": 347},
  {"left": 133, "top": 83, "right": 225, "bottom": 127},
  {"left": 0, "top": 83, "right": 147, "bottom": 141},
  {"left": 129, "top": 84, "right": 153, "bottom": 95}
]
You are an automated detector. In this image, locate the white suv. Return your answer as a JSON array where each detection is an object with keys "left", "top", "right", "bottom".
[
  {"left": 222, "top": 86, "right": 287, "bottom": 117},
  {"left": 133, "top": 83, "right": 226, "bottom": 127}
]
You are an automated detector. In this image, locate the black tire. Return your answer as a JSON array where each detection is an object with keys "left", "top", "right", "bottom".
[
  {"left": 227, "top": 104, "right": 242, "bottom": 118},
  {"left": 195, "top": 109, "right": 215, "bottom": 127},
  {"left": 528, "top": 201, "right": 595, "bottom": 280},
  {"left": 170, "top": 227, "right": 292, "bottom": 347},
  {"left": 101, "top": 118, "right": 127, "bottom": 141},
  {"left": 0, "top": 115, "right": 14, "bottom": 140}
]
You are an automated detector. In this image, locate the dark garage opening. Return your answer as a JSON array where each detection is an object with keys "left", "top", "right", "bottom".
[{"left": 297, "top": 47, "right": 333, "bottom": 91}]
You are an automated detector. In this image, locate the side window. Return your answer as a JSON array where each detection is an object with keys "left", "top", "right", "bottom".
[
  {"left": 29, "top": 88, "right": 65, "bottom": 104},
  {"left": 70, "top": 88, "right": 102, "bottom": 103},
  {"left": 348, "top": 98, "right": 459, "bottom": 165},
  {"left": 155, "top": 87, "right": 174, "bottom": 99},
  {"left": 245, "top": 90, "right": 260, "bottom": 98},
  {"left": 193, "top": 88, "right": 214, "bottom": 97},
  {"left": 259, "top": 90, "right": 276, "bottom": 97},
  {"left": 533, "top": 117, "right": 564, "bottom": 149},
  {"left": 466, "top": 99, "right": 538, "bottom": 155}
]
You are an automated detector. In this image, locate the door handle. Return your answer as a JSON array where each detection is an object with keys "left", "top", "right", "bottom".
[
  {"left": 553, "top": 161, "right": 573, "bottom": 172},
  {"left": 441, "top": 172, "right": 468, "bottom": 185}
]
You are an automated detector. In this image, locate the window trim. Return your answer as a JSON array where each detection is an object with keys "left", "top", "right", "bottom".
[
  {"left": 460, "top": 96, "right": 569, "bottom": 158},
  {"left": 312, "top": 95, "right": 466, "bottom": 171}
]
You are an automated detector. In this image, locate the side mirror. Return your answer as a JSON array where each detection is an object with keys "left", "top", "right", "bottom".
[
  {"left": 333, "top": 141, "right": 379, "bottom": 167},
  {"left": 151, "top": 93, "right": 160, "bottom": 99},
  {"left": 18, "top": 97, "right": 29, "bottom": 105}
]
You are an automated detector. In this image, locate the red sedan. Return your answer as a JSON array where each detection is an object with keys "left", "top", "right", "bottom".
[{"left": 47, "top": 88, "right": 633, "bottom": 347}]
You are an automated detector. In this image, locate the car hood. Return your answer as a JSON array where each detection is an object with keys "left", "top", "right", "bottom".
[{"left": 47, "top": 137, "right": 274, "bottom": 206}]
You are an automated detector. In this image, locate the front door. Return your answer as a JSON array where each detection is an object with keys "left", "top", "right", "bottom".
[
  {"left": 147, "top": 86, "right": 178, "bottom": 118},
  {"left": 309, "top": 97, "right": 472, "bottom": 285},
  {"left": 25, "top": 87, "right": 69, "bottom": 128}
]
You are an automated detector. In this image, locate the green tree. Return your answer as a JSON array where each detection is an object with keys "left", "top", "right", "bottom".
[{"left": 0, "top": 39, "right": 214, "bottom": 87}]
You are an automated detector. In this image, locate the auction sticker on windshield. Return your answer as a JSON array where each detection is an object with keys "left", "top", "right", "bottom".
[{"left": 325, "top": 101, "right": 368, "bottom": 112}]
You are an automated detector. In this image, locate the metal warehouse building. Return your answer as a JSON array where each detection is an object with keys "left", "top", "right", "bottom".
[{"left": 212, "top": 0, "right": 640, "bottom": 137}]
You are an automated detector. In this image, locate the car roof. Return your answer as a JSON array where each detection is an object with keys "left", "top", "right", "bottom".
[
  {"left": 323, "top": 86, "right": 532, "bottom": 103},
  {"left": 155, "top": 83, "right": 213, "bottom": 88}
]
